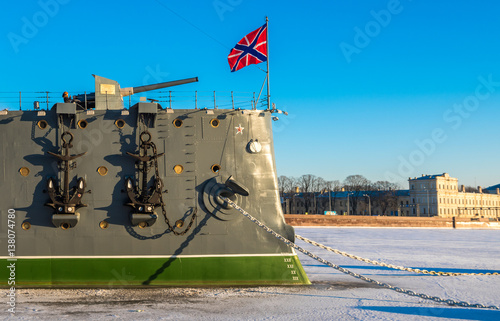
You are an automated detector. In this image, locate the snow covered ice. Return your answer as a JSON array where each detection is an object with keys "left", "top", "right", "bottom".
[{"left": 3, "top": 227, "right": 500, "bottom": 320}]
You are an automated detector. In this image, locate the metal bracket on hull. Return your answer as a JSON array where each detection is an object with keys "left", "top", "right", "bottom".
[
  {"left": 45, "top": 131, "right": 87, "bottom": 229},
  {"left": 55, "top": 103, "right": 79, "bottom": 129},
  {"left": 136, "top": 102, "right": 158, "bottom": 128}
]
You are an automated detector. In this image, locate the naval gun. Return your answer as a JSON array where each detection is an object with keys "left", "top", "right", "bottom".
[{"left": 72, "top": 75, "right": 198, "bottom": 110}]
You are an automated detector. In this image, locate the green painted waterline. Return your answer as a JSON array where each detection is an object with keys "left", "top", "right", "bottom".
[{"left": 1, "top": 255, "right": 310, "bottom": 287}]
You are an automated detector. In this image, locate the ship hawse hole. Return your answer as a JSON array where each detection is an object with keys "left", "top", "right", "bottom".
[
  {"left": 37, "top": 120, "right": 48, "bottom": 130},
  {"left": 210, "top": 118, "right": 220, "bottom": 128},
  {"left": 115, "top": 119, "right": 125, "bottom": 129},
  {"left": 211, "top": 164, "right": 221, "bottom": 173},
  {"left": 22, "top": 222, "right": 31, "bottom": 230},
  {"left": 60, "top": 223, "right": 70, "bottom": 230},
  {"left": 219, "top": 190, "right": 233, "bottom": 198},
  {"left": 77, "top": 119, "right": 88, "bottom": 129},
  {"left": 173, "top": 118, "right": 183, "bottom": 128}
]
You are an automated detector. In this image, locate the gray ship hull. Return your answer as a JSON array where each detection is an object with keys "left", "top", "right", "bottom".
[{"left": 0, "top": 105, "right": 309, "bottom": 286}]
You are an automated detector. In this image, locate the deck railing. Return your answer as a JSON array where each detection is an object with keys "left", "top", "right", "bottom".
[{"left": 0, "top": 91, "right": 268, "bottom": 111}]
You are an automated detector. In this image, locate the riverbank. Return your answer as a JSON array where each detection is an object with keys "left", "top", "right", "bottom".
[{"left": 285, "top": 214, "right": 500, "bottom": 229}]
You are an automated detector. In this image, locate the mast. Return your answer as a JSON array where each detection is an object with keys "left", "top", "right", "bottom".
[{"left": 266, "top": 16, "right": 271, "bottom": 110}]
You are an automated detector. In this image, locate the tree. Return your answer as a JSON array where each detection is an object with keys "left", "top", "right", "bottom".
[
  {"left": 373, "top": 180, "right": 401, "bottom": 191},
  {"left": 323, "top": 180, "right": 341, "bottom": 212},
  {"left": 315, "top": 177, "right": 326, "bottom": 193},
  {"left": 299, "top": 174, "right": 322, "bottom": 213},
  {"left": 343, "top": 175, "right": 372, "bottom": 215},
  {"left": 299, "top": 174, "right": 318, "bottom": 193},
  {"left": 278, "top": 176, "right": 299, "bottom": 214},
  {"left": 371, "top": 181, "right": 401, "bottom": 215},
  {"left": 343, "top": 175, "right": 372, "bottom": 190},
  {"left": 278, "top": 176, "right": 291, "bottom": 197}
]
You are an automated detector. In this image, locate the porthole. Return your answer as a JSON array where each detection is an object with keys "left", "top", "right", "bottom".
[
  {"left": 60, "top": 223, "right": 70, "bottom": 230},
  {"left": 37, "top": 120, "right": 48, "bottom": 130},
  {"left": 211, "top": 164, "right": 221, "bottom": 173},
  {"left": 77, "top": 119, "right": 88, "bottom": 129},
  {"left": 173, "top": 118, "right": 183, "bottom": 128},
  {"left": 97, "top": 166, "right": 108, "bottom": 176},
  {"left": 19, "top": 167, "right": 30, "bottom": 177},
  {"left": 99, "top": 221, "right": 109, "bottom": 229},
  {"left": 115, "top": 119, "right": 126, "bottom": 129},
  {"left": 210, "top": 118, "right": 220, "bottom": 128},
  {"left": 22, "top": 222, "right": 31, "bottom": 230},
  {"left": 173, "top": 165, "right": 184, "bottom": 174}
]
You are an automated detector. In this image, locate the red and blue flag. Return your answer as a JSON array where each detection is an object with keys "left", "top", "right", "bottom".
[{"left": 228, "top": 23, "right": 267, "bottom": 72}]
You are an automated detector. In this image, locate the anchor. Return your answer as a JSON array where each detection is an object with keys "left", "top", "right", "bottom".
[
  {"left": 125, "top": 131, "right": 165, "bottom": 227},
  {"left": 45, "top": 131, "right": 87, "bottom": 229}
]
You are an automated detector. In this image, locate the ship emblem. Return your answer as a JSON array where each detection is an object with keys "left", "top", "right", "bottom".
[{"left": 235, "top": 124, "right": 244, "bottom": 134}]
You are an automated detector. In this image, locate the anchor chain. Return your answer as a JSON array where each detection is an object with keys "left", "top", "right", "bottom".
[
  {"left": 296, "top": 235, "right": 500, "bottom": 276},
  {"left": 220, "top": 196, "right": 499, "bottom": 310},
  {"left": 149, "top": 136, "right": 197, "bottom": 236}
]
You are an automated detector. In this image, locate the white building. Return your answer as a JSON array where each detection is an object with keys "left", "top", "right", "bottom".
[
  {"left": 283, "top": 173, "right": 500, "bottom": 219},
  {"left": 409, "top": 173, "right": 500, "bottom": 218}
]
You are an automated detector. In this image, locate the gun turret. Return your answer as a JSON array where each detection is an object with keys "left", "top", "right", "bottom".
[
  {"left": 120, "top": 77, "right": 198, "bottom": 97},
  {"left": 73, "top": 75, "right": 198, "bottom": 110}
]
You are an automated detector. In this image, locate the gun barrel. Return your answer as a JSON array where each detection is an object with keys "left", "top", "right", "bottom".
[{"left": 120, "top": 77, "right": 198, "bottom": 97}]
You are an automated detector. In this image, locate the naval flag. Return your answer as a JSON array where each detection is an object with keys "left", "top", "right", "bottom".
[{"left": 228, "top": 23, "right": 267, "bottom": 72}]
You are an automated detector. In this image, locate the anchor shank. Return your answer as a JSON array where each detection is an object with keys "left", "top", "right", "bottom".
[
  {"left": 141, "top": 157, "right": 149, "bottom": 201},
  {"left": 63, "top": 146, "right": 71, "bottom": 204}
]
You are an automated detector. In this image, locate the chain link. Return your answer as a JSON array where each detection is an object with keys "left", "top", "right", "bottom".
[
  {"left": 220, "top": 196, "right": 499, "bottom": 310},
  {"left": 296, "top": 235, "right": 500, "bottom": 276},
  {"left": 151, "top": 139, "right": 197, "bottom": 236},
  {"left": 141, "top": 131, "right": 197, "bottom": 236}
]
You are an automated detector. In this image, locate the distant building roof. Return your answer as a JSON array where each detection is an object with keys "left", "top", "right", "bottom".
[
  {"left": 484, "top": 184, "right": 500, "bottom": 194},
  {"left": 395, "top": 190, "right": 410, "bottom": 197},
  {"left": 312, "top": 190, "right": 410, "bottom": 198},
  {"left": 410, "top": 173, "right": 450, "bottom": 180},
  {"left": 284, "top": 189, "right": 410, "bottom": 199}
]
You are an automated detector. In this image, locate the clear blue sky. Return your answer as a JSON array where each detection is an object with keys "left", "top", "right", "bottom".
[{"left": 1, "top": 0, "right": 500, "bottom": 188}]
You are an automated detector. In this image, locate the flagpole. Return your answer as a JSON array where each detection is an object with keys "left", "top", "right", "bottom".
[{"left": 266, "top": 16, "right": 270, "bottom": 110}]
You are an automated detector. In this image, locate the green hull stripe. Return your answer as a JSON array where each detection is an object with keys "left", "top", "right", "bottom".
[{"left": 2, "top": 255, "right": 310, "bottom": 287}]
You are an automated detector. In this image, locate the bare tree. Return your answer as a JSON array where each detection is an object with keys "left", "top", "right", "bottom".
[
  {"left": 343, "top": 175, "right": 372, "bottom": 215},
  {"left": 344, "top": 175, "right": 371, "bottom": 190},
  {"left": 299, "top": 174, "right": 317, "bottom": 193},
  {"left": 278, "top": 176, "right": 300, "bottom": 214},
  {"left": 278, "top": 176, "right": 290, "bottom": 197},
  {"left": 373, "top": 180, "right": 401, "bottom": 191},
  {"left": 371, "top": 181, "right": 401, "bottom": 215},
  {"left": 315, "top": 177, "right": 326, "bottom": 193},
  {"left": 299, "top": 174, "right": 321, "bottom": 213},
  {"left": 312, "top": 177, "right": 328, "bottom": 213},
  {"left": 289, "top": 177, "right": 301, "bottom": 213},
  {"left": 322, "top": 180, "right": 341, "bottom": 212}
]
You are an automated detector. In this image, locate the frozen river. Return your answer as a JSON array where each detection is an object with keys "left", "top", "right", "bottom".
[{"left": 3, "top": 227, "right": 500, "bottom": 320}]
